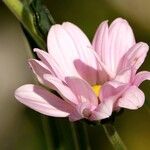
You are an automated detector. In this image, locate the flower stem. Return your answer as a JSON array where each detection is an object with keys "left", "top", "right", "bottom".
[
  {"left": 41, "top": 116, "right": 54, "bottom": 150},
  {"left": 55, "top": 119, "right": 80, "bottom": 150},
  {"left": 102, "top": 123, "right": 127, "bottom": 150},
  {"left": 70, "top": 123, "right": 80, "bottom": 150},
  {"left": 3, "top": 0, "right": 46, "bottom": 49},
  {"left": 82, "top": 123, "right": 91, "bottom": 150},
  {"left": 75, "top": 121, "right": 91, "bottom": 150}
]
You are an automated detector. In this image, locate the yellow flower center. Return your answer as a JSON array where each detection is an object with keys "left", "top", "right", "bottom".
[{"left": 92, "top": 84, "right": 101, "bottom": 97}]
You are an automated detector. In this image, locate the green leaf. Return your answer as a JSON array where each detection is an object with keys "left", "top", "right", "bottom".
[{"left": 29, "top": 0, "right": 55, "bottom": 40}]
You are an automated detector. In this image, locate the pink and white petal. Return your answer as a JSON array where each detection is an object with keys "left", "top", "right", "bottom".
[
  {"left": 120, "top": 42, "right": 149, "bottom": 71},
  {"left": 33, "top": 48, "right": 53, "bottom": 71},
  {"left": 92, "top": 21, "right": 109, "bottom": 64},
  {"left": 47, "top": 23, "right": 97, "bottom": 85},
  {"left": 108, "top": 18, "right": 135, "bottom": 73},
  {"left": 65, "top": 77, "right": 98, "bottom": 106},
  {"left": 47, "top": 25, "right": 82, "bottom": 79},
  {"left": 28, "top": 59, "right": 51, "bottom": 84},
  {"left": 91, "top": 48, "right": 115, "bottom": 81},
  {"left": 69, "top": 112, "right": 83, "bottom": 122},
  {"left": 133, "top": 71, "right": 150, "bottom": 86},
  {"left": 34, "top": 48, "right": 66, "bottom": 81},
  {"left": 100, "top": 80, "right": 127, "bottom": 100},
  {"left": 62, "top": 22, "right": 98, "bottom": 84},
  {"left": 43, "top": 74, "right": 78, "bottom": 105},
  {"left": 117, "top": 86, "right": 145, "bottom": 109},
  {"left": 115, "top": 68, "right": 132, "bottom": 84},
  {"left": 15, "top": 84, "right": 72, "bottom": 117},
  {"left": 91, "top": 97, "right": 115, "bottom": 120}
]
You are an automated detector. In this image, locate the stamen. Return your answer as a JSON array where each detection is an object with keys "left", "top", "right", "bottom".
[{"left": 92, "top": 84, "right": 101, "bottom": 97}]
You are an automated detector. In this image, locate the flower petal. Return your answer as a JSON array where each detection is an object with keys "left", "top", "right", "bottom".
[
  {"left": 117, "top": 86, "right": 145, "bottom": 109},
  {"left": 115, "top": 68, "right": 132, "bottom": 84},
  {"left": 91, "top": 97, "right": 114, "bottom": 120},
  {"left": 100, "top": 80, "right": 127, "bottom": 100},
  {"left": 47, "top": 23, "right": 97, "bottom": 84},
  {"left": 43, "top": 74, "right": 78, "bottom": 105},
  {"left": 133, "top": 71, "right": 150, "bottom": 86},
  {"left": 108, "top": 18, "right": 135, "bottom": 72},
  {"left": 34, "top": 48, "right": 65, "bottom": 81},
  {"left": 65, "top": 77, "right": 98, "bottom": 106},
  {"left": 92, "top": 20, "right": 109, "bottom": 65},
  {"left": 119, "top": 42, "right": 149, "bottom": 71},
  {"left": 15, "top": 84, "right": 72, "bottom": 117},
  {"left": 62, "top": 22, "right": 98, "bottom": 84},
  {"left": 28, "top": 59, "right": 51, "bottom": 85}
]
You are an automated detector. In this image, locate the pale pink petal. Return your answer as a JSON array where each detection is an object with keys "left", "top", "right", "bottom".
[
  {"left": 28, "top": 59, "right": 51, "bottom": 85},
  {"left": 47, "top": 23, "right": 97, "bottom": 84},
  {"left": 15, "top": 84, "right": 72, "bottom": 117},
  {"left": 100, "top": 80, "right": 127, "bottom": 100},
  {"left": 115, "top": 68, "right": 132, "bottom": 84},
  {"left": 47, "top": 25, "right": 83, "bottom": 80},
  {"left": 117, "top": 86, "right": 145, "bottom": 109},
  {"left": 65, "top": 77, "right": 98, "bottom": 106},
  {"left": 34, "top": 48, "right": 65, "bottom": 81},
  {"left": 43, "top": 74, "right": 78, "bottom": 105},
  {"left": 91, "top": 48, "right": 115, "bottom": 81},
  {"left": 133, "top": 71, "right": 150, "bottom": 86},
  {"left": 108, "top": 18, "right": 135, "bottom": 73},
  {"left": 92, "top": 20, "right": 109, "bottom": 64},
  {"left": 119, "top": 42, "right": 149, "bottom": 71},
  {"left": 33, "top": 48, "right": 53, "bottom": 71},
  {"left": 62, "top": 22, "right": 98, "bottom": 84},
  {"left": 69, "top": 111, "right": 83, "bottom": 122},
  {"left": 91, "top": 97, "right": 115, "bottom": 120}
]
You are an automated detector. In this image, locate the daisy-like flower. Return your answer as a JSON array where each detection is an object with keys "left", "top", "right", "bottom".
[{"left": 15, "top": 18, "right": 150, "bottom": 121}]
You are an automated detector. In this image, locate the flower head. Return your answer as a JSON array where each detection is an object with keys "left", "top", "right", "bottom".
[{"left": 15, "top": 18, "right": 150, "bottom": 121}]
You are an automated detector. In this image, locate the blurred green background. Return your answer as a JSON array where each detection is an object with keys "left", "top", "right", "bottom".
[{"left": 0, "top": 0, "right": 150, "bottom": 149}]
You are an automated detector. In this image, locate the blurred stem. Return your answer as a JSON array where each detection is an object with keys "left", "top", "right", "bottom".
[
  {"left": 75, "top": 121, "right": 91, "bottom": 150},
  {"left": 3, "top": 0, "right": 46, "bottom": 49},
  {"left": 82, "top": 123, "right": 91, "bottom": 150},
  {"left": 56, "top": 119, "right": 80, "bottom": 150},
  {"left": 102, "top": 123, "right": 127, "bottom": 150},
  {"left": 70, "top": 123, "right": 80, "bottom": 150},
  {"left": 41, "top": 116, "right": 54, "bottom": 150}
]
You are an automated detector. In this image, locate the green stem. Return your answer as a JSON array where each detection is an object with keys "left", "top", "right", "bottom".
[
  {"left": 41, "top": 116, "right": 54, "bottom": 150},
  {"left": 82, "top": 123, "right": 91, "bottom": 150},
  {"left": 56, "top": 119, "right": 80, "bottom": 150},
  {"left": 75, "top": 121, "right": 91, "bottom": 150},
  {"left": 102, "top": 124, "right": 127, "bottom": 150},
  {"left": 70, "top": 123, "right": 80, "bottom": 150},
  {"left": 3, "top": 0, "right": 46, "bottom": 49}
]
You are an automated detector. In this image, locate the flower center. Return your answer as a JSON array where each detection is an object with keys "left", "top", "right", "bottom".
[
  {"left": 92, "top": 84, "right": 101, "bottom": 97},
  {"left": 82, "top": 108, "right": 92, "bottom": 118}
]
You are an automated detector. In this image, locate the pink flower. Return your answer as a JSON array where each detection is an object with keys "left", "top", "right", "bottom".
[
  {"left": 15, "top": 18, "right": 150, "bottom": 121},
  {"left": 93, "top": 18, "right": 150, "bottom": 110}
]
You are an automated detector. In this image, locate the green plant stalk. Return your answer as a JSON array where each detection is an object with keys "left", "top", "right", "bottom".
[
  {"left": 103, "top": 124, "right": 127, "bottom": 150},
  {"left": 82, "top": 123, "right": 91, "bottom": 150},
  {"left": 70, "top": 123, "right": 80, "bottom": 150},
  {"left": 3, "top": 0, "right": 46, "bottom": 49},
  {"left": 55, "top": 119, "right": 80, "bottom": 150},
  {"left": 41, "top": 116, "right": 55, "bottom": 150},
  {"left": 75, "top": 121, "right": 91, "bottom": 150}
]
